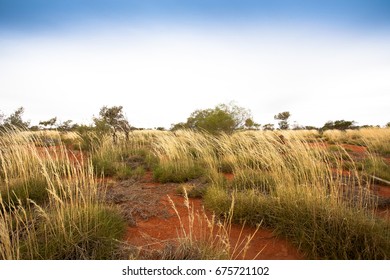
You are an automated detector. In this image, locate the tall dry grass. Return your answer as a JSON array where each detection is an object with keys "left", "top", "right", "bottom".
[
  {"left": 163, "top": 191, "right": 260, "bottom": 260},
  {"left": 125, "top": 129, "right": 390, "bottom": 259},
  {"left": 4, "top": 128, "right": 388, "bottom": 259},
  {"left": 0, "top": 128, "right": 125, "bottom": 259},
  {"left": 202, "top": 130, "right": 389, "bottom": 259}
]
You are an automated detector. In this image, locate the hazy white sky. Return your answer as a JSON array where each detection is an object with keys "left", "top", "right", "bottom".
[{"left": 1, "top": 1, "right": 390, "bottom": 128}]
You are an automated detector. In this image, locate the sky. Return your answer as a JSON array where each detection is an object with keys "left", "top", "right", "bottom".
[{"left": 1, "top": 0, "right": 390, "bottom": 129}]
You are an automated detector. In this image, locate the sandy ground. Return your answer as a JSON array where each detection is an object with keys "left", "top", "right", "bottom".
[{"left": 106, "top": 172, "right": 305, "bottom": 260}]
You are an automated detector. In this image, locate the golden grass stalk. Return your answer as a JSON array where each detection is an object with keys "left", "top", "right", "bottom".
[{"left": 167, "top": 190, "right": 260, "bottom": 260}]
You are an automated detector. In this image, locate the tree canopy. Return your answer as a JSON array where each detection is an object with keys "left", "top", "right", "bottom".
[
  {"left": 39, "top": 117, "right": 57, "bottom": 129},
  {"left": 0, "top": 107, "right": 30, "bottom": 131},
  {"left": 93, "top": 106, "right": 131, "bottom": 142},
  {"left": 274, "top": 111, "right": 291, "bottom": 130},
  {"left": 321, "top": 120, "right": 356, "bottom": 131},
  {"left": 172, "top": 102, "right": 252, "bottom": 134}
]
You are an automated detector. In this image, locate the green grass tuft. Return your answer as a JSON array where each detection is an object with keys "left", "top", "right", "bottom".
[
  {"left": 0, "top": 177, "right": 49, "bottom": 210},
  {"left": 21, "top": 205, "right": 126, "bottom": 260},
  {"left": 153, "top": 164, "right": 205, "bottom": 183}
]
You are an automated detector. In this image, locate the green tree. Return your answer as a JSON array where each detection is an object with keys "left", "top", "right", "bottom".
[
  {"left": 386, "top": 122, "right": 390, "bottom": 128},
  {"left": 58, "top": 120, "right": 73, "bottom": 131},
  {"left": 93, "top": 106, "right": 131, "bottom": 143},
  {"left": 274, "top": 111, "right": 291, "bottom": 130},
  {"left": 217, "top": 102, "right": 252, "bottom": 129},
  {"left": 181, "top": 102, "right": 252, "bottom": 134},
  {"left": 170, "top": 122, "right": 189, "bottom": 131},
  {"left": 244, "top": 118, "right": 254, "bottom": 129},
  {"left": 244, "top": 118, "right": 261, "bottom": 130},
  {"left": 1, "top": 107, "right": 30, "bottom": 130},
  {"left": 187, "top": 108, "right": 235, "bottom": 134},
  {"left": 39, "top": 117, "right": 57, "bottom": 129},
  {"left": 262, "top": 123, "right": 275, "bottom": 131},
  {"left": 321, "top": 120, "right": 356, "bottom": 131},
  {"left": 304, "top": 126, "right": 318, "bottom": 130}
]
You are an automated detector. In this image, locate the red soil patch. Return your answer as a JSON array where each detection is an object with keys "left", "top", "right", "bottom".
[
  {"left": 124, "top": 173, "right": 305, "bottom": 260},
  {"left": 375, "top": 208, "right": 390, "bottom": 220},
  {"left": 223, "top": 173, "right": 234, "bottom": 181},
  {"left": 35, "top": 146, "right": 86, "bottom": 164},
  {"left": 372, "top": 185, "right": 390, "bottom": 199},
  {"left": 307, "top": 142, "right": 328, "bottom": 149},
  {"left": 308, "top": 142, "right": 368, "bottom": 156},
  {"left": 341, "top": 144, "right": 367, "bottom": 154}
]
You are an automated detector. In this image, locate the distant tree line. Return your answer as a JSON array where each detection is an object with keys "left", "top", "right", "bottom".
[{"left": 0, "top": 104, "right": 389, "bottom": 136}]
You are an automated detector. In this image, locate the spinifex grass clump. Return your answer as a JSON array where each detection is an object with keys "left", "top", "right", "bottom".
[
  {"left": 205, "top": 187, "right": 390, "bottom": 259},
  {"left": 90, "top": 133, "right": 157, "bottom": 179},
  {"left": 0, "top": 176, "right": 49, "bottom": 210},
  {"left": 204, "top": 130, "right": 390, "bottom": 259},
  {"left": 153, "top": 163, "right": 204, "bottom": 183},
  {"left": 0, "top": 129, "right": 126, "bottom": 260},
  {"left": 151, "top": 130, "right": 215, "bottom": 183},
  {"left": 357, "top": 128, "right": 390, "bottom": 156},
  {"left": 22, "top": 203, "right": 126, "bottom": 259},
  {"left": 230, "top": 169, "right": 276, "bottom": 194},
  {"left": 361, "top": 155, "right": 390, "bottom": 182}
]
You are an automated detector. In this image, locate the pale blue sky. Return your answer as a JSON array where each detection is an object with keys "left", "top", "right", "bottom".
[{"left": 1, "top": 1, "right": 389, "bottom": 128}]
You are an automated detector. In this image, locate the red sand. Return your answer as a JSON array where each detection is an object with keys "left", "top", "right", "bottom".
[{"left": 125, "top": 173, "right": 305, "bottom": 260}]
